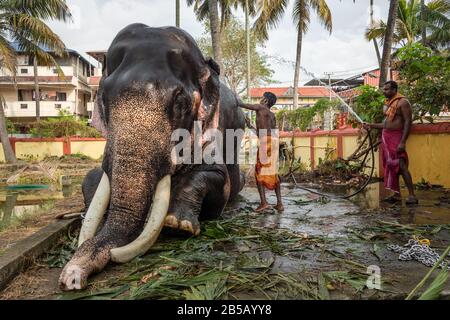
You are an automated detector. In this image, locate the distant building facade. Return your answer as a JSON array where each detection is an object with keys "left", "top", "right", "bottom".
[
  {"left": 0, "top": 43, "right": 95, "bottom": 122},
  {"left": 249, "top": 86, "right": 334, "bottom": 111}
]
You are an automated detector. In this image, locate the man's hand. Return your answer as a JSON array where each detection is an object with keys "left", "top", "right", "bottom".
[
  {"left": 245, "top": 115, "right": 257, "bottom": 131},
  {"left": 362, "top": 122, "right": 372, "bottom": 130},
  {"left": 397, "top": 143, "right": 406, "bottom": 154}
]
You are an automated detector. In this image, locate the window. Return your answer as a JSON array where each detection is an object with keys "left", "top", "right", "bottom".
[
  {"left": 56, "top": 92, "right": 67, "bottom": 101},
  {"left": 18, "top": 89, "right": 33, "bottom": 101},
  {"left": 20, "top": 104, "right": 28, "bottom": 109},
  {"left": 20, "top": 68, "right": 28, "bottom": 74},
  {"left": 55, "top": 104, "right": 62, "bottom": 109},
  {"left": 53, "top": 68, "right": 59, "bottom": 74},
  {"left": 17, "top": 55, "right": 29, "bottom": 66}
]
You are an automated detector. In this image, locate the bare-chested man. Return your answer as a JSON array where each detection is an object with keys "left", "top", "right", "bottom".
[
  {"left": 364, "top": 81, "right": 418, "bottom": 205},
  {"left": 238, "top": 92, "right": 284, "bottom": 212}
]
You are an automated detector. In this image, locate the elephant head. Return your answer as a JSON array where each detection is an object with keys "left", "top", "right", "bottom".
[{"left": 59, "top": 24, "right": 221, "bottom": 290}]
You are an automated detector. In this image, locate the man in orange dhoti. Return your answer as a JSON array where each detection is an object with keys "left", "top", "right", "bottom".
[
  {"left": 364, "top": 81, "right": 418, "bottom": 205},
  {"left": 238, "top": 92, "right": 283, "bottom": 212}
]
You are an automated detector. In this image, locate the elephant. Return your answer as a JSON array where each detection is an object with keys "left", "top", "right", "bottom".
[{"left": 58, "top": 23, "right": 246, "bottom": 290}]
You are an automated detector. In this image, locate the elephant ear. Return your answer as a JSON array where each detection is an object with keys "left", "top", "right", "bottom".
[
  {"left": 92, "top": 54, "right": 108, "bottom": 137},
  {"left": 92, "top": 77, "right": 108, "bottom": 138},
  {"left": 198, "top": 57, "right": 221, "bottom": 129}
]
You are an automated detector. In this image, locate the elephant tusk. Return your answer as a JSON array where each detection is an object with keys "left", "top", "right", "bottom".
[
  {"left": 110, "top": 175, "right": 171, "bottom": 263},
  {"left": 78, "top": 172, "right": 110, "bottom": 247}
]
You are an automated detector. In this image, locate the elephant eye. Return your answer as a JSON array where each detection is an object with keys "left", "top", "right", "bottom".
[{"left": 170, "top": 87, "right": 191, "bottom": 116}]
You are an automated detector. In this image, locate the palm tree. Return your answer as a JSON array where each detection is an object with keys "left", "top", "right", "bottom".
[
  {"left": 421, "top": 0, "right": 427, "bottom": 44},
  {"left": 208, "top": 0, "right": 223, "bottom": 72},
  {"left": 366, "top": 0, "right": 450, "bottom": 49},
  {"left": 0, "top": 0, "right": 72, "bottom": 163},
  {"left": 187, "top": 0, "right": 235, "bottom": 74},
  {"left": 379, "top": 0, "right": 399, "bottom": 88},
  {"left": 253, "top": 0, "right": 332, "bottom": 109},
  {"left": 370, "top": 0, "right": 382, "bottom": 67}
]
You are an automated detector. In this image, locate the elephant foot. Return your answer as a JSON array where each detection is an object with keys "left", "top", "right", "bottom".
[{"left": 164, "top": 211, "right": 200, "bottom": 236}]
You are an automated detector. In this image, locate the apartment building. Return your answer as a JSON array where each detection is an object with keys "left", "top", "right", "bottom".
[{"left": 0, "top": 42, "right": 95, "bottom": 122}]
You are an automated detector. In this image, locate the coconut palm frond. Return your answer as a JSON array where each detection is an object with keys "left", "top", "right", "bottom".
[
  {"left": 292, "top": 0, "right": 311, "bottom": 34},
  {"left": 308, "top": 0, "right": 332, "bottom": 33},
  {"left": 4, "top": 12, "right": 66, "bottom": 56},
  {"left": 10, "top": 31, "right": 59, "bottom": 67},
  {"left": 2, "top": 0, "right": 73, "bottom": 22},
  {"left": 252, "top": 0, "right": 289, "bottom": 40},
  {"left": 426, "top": 0, "right": 450, "bottom": 13},
  {"left": 365, "top": 20, "right": 387, "bottom": 42},
  {"left": 427, "top": 23, "right": 450, "bottom": 48},
  {"left": 0, "top": 34, "right": 17, "bottom": 74}
]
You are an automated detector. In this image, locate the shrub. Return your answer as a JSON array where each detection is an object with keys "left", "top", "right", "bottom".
[
  {"left": 30, "top": 110, "right": 101, "bottom": 138},
  {"left": 349, "top": 85, "right": 385, "bottom": 127},
  {"left": 396, "top": 43, "right": 450, "bottom": 121}
]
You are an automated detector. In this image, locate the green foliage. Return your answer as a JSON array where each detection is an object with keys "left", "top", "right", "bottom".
[
  {"left": 396, "top": 43, "right": 450, "bottom": 120},
  {"left": 0, "top": 0, "right": 72, "bottom": 74},
  {"left": 6, "top": 119, "right": 18, "bottom": 134},
  {"left": 197, "top": 17, "right": 275, "bottom": 94},
  {"left": 276, "top": 98, "right": 339, "bottom": 131},
  {"left": 418, "top": 267, "right": 448, "bottom": 300},
  {"left": 365, "top": 0, "right": 450, "bottom": 50},
  {"left": 30, "top": 110, "right": 101, "bottom": 138},
  {"left": 350, "top": 85, "right": 385, "bottom": 127}
]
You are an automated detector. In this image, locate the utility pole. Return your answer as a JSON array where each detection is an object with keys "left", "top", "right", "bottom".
[
  {"left": 370, "top": 0, "right": 381, "bottom": 67},
  {"left": 176, "top": 0, "right": 180, "bottom": 27},
  {"left": 324, "top": 72, "right": 333, "bottom": 101},
  {"left": 324, "top": 72, "right": 334, "bottom": 130}
]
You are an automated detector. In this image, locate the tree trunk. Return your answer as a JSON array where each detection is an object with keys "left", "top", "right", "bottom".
[
  {"left": 0, "top": 97, "right": 17, "bottom": 164},
  {"left": 208, "top": 0, "right": 223, "bottom": 78},
  {"left": 370, "top": 0, "right": 382, "bottom": 67},
  {"left": 420, "top": 0, "right": 426, "bottom": 45},
  {"left": 33, "top": 56, "right": 41, "bottom": 122},
  {"left": 245, "top": 0, "right": 251, "bottom": 103},
  {"left": 293, "top": 29, "right": 303, "bottom": 110},
  {"left": 379, "top": 0, "right": 399, "bottom": 88},
  {"left": 176, "top": 0, "right": 180, "bottom": 27}
]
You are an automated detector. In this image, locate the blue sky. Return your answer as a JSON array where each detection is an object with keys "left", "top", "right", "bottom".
[{"left": 48, "top": 0, "right": 391, "bottom": 85}]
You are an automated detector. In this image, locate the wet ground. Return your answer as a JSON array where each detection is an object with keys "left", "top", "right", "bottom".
[{"left": 1, "top": 181, "right": 449, "bottom": 300}]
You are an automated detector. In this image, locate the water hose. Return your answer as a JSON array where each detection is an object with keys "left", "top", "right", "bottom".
[{"left": 292, "top": 130, "right": 376, "bottom": 200}]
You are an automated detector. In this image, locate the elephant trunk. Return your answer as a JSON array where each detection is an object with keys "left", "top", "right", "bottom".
[{"left": 59, "top": 95, "right": 173, "bottom": 290}]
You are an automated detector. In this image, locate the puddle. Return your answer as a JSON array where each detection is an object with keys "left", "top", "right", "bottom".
[
  {"left": 0, "top": 178, "right": 83, "bottom": 231},
  {"left": 239, "top": 184, "right": 360, "bottom": 238},
  {"left": 239, "top": 181, "right": 450, "bottom": 240},
  {"left": 350, "top": 182, "right": 450, "bottom": 225}
]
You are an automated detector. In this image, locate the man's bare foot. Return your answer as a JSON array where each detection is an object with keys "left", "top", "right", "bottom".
[
  {"left": 406, "top": 195, "right": 419, "bottom": 205},
  {"left": 255, "top": 203, "right": 272, "bottom": 212},
  {"left": 274, "top": 204, "right": 284, "bottom": 212},
  {"left": 381, "top": 194, "right": 402, "bottom": 203}
]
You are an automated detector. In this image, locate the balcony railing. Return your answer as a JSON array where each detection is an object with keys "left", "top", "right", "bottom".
[
  {"left": 0, "top": 66, "right": 74, "bottom": 77},
  {"left": 4, "top": 101, "right": 76, "bottom": 118}
]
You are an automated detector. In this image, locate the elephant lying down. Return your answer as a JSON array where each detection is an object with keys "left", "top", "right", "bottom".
[{"left": 59, "top": 23, "right": 246, "bottom": 290}]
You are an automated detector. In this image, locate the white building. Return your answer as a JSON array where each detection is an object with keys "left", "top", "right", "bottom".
[{"left": 0, "top": 42, "right": 95, "bottom": 123}]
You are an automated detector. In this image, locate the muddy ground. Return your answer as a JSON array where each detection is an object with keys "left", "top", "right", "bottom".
[{"left": 1, "top": 181, "right": 449, "bottom": 300}]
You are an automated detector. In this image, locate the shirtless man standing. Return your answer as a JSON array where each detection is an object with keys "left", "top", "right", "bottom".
[
  {"left": 238, "top": 92, "right": 284, "bottom": 212},
  {"left": 364, "top": 81, "right": 418, "bottom": 205}
]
